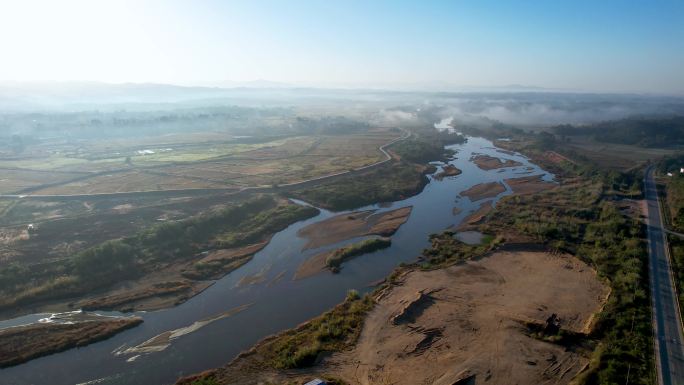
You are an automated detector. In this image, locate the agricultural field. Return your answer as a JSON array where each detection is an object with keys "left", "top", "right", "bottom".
[{"left": 1, "top": 132, "right": 396, "bottom": 195}]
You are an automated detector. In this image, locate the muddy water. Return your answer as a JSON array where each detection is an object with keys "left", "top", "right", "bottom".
[{"left": 0, "top": 137, "right": 553, "bottom": 385}]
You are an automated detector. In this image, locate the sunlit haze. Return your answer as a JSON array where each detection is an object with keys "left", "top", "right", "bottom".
[{"left": 1, "top": 0, "right": 683, "bottom": 93}]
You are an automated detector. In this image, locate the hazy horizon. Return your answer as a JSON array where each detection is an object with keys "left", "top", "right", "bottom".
[{"left": 1, "top": 0, "right": 683, "bottom": 94}]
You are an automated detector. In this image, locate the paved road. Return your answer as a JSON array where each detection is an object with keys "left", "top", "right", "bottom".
[
  {"left": 645, "top": 166, "right": 684, "bottom": 385},
  {"left": 0, "top": 132, "right": 410, "bottom": 200}
]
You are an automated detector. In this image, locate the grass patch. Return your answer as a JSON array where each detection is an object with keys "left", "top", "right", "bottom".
[
  {"left": 0, "top": 196, "right": 319, "bottom": 310},
  {"left": 291, "top": 161, "right": 428, "bottom": 211},
  {"left": 325, "top": 238, "right": 391, "bottom": 273},
  {"left": 267, "top": 291, "right": 374, "bottom": 369},
  {"left": 391, "top": 138, "right": 456, "bottom": 163},
  {"left": 419, "top": 231, "right": 502, "bottom": 269}
]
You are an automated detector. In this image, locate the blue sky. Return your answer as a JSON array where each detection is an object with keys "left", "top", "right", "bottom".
[{"left": 0, "top": 0, "right": 682, "bottom": 93}]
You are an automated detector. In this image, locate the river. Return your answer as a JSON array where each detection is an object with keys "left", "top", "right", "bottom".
[{"left": 0, "top": 136, "right": 554, "bottom": 385}]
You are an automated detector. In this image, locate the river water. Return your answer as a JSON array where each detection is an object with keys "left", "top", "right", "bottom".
[{"left": 0, "top": 136, "right": 553, "bottom": 385}]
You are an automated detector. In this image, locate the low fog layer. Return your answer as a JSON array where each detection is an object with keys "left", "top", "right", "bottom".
[{"left": 1, "top": 83, "right": 684, "bottom": 139}]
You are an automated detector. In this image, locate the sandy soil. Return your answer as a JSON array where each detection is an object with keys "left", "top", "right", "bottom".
[
  {"left": 298, "top": 206, "right": 412, "bottom": 250},
  {"left": 434, "top": 165, "right": 462, "bottom": 180},
  {"left": 505, "top": 175, "right": 557, "bottom": 195},
  {"left": 471, "top": 154, "right": 523, "bottom": 170},
  {"left": 320, "top": 248, "right": 608, "bottom": 385},
  {"left": 0, "top": 316, "right": 142, "bottom": 367},
  {"left": 458, "top": 201, "right": 494, "bottom": 230},
  {"left": 460, "top": 182, "right": 506, "bottom": 201},
  {"left": 179, "top": 248, "right": 608, "bottom": 385},
  {"left": 117, "top": 305, "right": 250, "bottom": 356},
  {"left": 294, "top": 250, "right": 330, "bottom": 280}
]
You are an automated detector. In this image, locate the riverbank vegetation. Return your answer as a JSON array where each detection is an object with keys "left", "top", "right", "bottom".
[
  {"left": 290, "top": 161, "right": 429, "bottom": 211},
  {"left": 289, "top": 133, "right": 465, "bottom": 211},
  {"left": 325, "top": 238, "right": 391, "bottom": 273},
  {"left": 419, "top": 231, "right": 500, "bottom": 269},
  {"left": 177, "top": 291, "right": 373, "bottom": 384},
  {"left": 269, "top": 290, "right": 373, "bottom": 369},
  {"left": 479, "top": 171, "right": 653, "bottom": 384},
  {"left": 390, "top": 138, "right": 455, "bottom": 163},
  {"left": 0, "top": 316, "right": 143, "bottom": 367},
  {"left": 176, "top": 131, "right": 655, "bottom": 385},
  {"left": 0, "top": 196, "right": 318, "bottom": 313}
]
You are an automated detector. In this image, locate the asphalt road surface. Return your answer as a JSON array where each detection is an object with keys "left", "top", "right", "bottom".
[{"left": 645, "top": 166, "right": 684, "bottom": 385}]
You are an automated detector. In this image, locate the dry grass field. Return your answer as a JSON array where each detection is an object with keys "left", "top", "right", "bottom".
[
  {"left": 564, "top": 136, "right": 678, "bottom": 171},
  {"left": 1, "top": 132, "right": 396, "bottom": 195}
]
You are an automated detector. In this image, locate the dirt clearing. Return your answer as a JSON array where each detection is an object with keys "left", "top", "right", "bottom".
[{"left": 323, "top": 248, "right": 608, "bottom": 385}]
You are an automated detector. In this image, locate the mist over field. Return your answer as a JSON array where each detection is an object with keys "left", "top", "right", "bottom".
[{"left": 3, "top": 82, "right": 684, "bottom": 141}]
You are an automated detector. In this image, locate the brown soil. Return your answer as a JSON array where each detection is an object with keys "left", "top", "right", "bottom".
[
  {"left": 294, "top": 251, "right": 330, "bottom": 280},
  {"left": 177, "top": 248, "right": 608, "bottom": 385},
  {"left": 0, "top": 316, "right": 142, "bottom": 367},
  {"left": 460, "top": 182, "right": 506, "bottom": 201},
  {"left": 295, "top": 237, "right": 391, "bottom": 280},
  {"left": 318, "top": 249, "right": 608, "bottom": 385},
  {"left": 458, "top": 201, "right": 494, "bottom": 230},
  {"left": 505, "top": 175, "right": 557, "bottom": 195},
  {"left": 434, "top": 165, "right": 462, "bottom": 180},
  {"left": 471, "top": 154, "right": 523, "bottom": 170},
  {"left": 298, "top": 206, "right": 412, "bottom": 250}
]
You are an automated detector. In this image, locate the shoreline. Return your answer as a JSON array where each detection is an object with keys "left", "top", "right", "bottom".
[{"left": 0, "top": 315, "right": 143, "bottom": 368}]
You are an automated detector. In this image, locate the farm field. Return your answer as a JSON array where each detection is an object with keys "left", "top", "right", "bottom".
[{"left": 1, "top": 132, "right": 396, "bottom": 195}]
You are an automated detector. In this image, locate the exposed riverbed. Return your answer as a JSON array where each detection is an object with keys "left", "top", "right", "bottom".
[{"left": 0, "top": 136, "right": 554, "bottom": 385}]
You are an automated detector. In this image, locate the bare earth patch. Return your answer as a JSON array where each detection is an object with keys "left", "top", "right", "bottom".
[
  {"left": 321, "top": 248, "right": 608, "bottom": 385},
  {"left": 178, "top": 248, "right": 608, "bottom": 385},
  {"left": 505, "top": 175, "right": 557, "bottom": 195},
  {"left": 434, "top": 165, "right": 462, "bottom": 180},
  {"left": 458, "top": 201, "right": 494, "bottom": 230},
  {"left": 471, "top": 154, "right": 523, "bottom": 170},
  {"left": 294, "top": 250, "right": 330, "bottom": 280},
  {"left": 460, "top": 182, "right": 506, "bottom": 201},
  {"left": 297, "top": 206, "right": 412, "bottom": 250}
]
